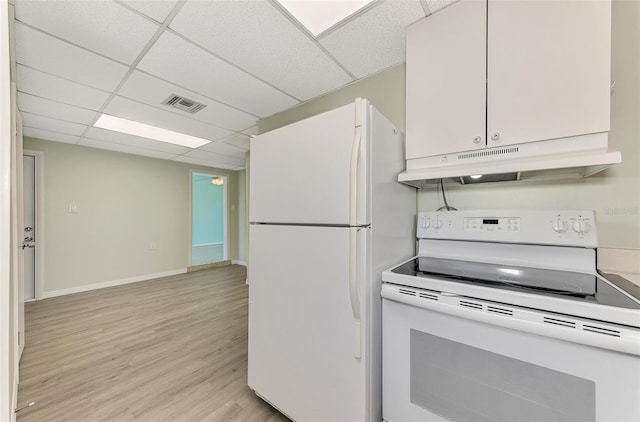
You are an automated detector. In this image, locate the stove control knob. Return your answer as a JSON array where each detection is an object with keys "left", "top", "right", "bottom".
[
  {"left": 552, "top": 219, "right": 568, "bottom": 233},
  {"left": 433, "top": 217, "right": 443, "bottom": 229},
  {"left": 421, "top": 218, "right": 430, "bottom": 229},
  {"left": 573, "top": 219, "right": 591, "bottom": 234}
]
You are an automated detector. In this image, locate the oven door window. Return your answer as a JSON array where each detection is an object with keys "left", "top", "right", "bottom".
[{"left": 410, "top": 330, "right": 595, "bottom": 422}]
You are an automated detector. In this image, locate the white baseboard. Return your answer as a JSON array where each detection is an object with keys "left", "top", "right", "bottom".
[
  {"left": 232, "top": 260, "right": 247, "bottom": 266},
  {"left": 41, "top": 268, "right": 187, "bottom": 299}
]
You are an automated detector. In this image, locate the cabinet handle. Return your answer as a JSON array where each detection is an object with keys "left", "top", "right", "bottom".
[
  {"left": 473, "top": 136, "right": 482, "bottom": 144},
  {"left": 491, "top": 132, "right": 501, "bottom": 141}
]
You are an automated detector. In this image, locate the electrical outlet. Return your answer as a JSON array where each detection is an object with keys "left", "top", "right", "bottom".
[
  {"left": 149, "top": 242, "right": 157, "bottom": 250},
  {"left": 68, "top": 203, "right": 78, "bottom": 213}
]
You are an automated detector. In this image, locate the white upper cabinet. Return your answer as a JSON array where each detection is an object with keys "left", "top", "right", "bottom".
[
  {"left": 406, "top": 0, "right": 486, "bottom": 159},
  {"left": 406, "top": 0, "right": 611, "bottom": 159}
]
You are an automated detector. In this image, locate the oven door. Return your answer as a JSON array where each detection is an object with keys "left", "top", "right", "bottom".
[{"left": 382, "top": 286, "right": 640, "bottom": 422}]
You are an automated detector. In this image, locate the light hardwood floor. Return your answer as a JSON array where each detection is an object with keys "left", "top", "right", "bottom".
[{"left": 17, "top": 265, "right": 289, "bottom": 422}]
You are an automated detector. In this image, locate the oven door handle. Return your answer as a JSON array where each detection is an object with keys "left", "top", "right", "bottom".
[{"left": 382, "top": 284, "right": 640, "bottom": 356}]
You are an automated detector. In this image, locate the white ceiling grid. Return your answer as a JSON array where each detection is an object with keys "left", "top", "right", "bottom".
[{"left": 13, "top": 0, "right": 434, "bottom": 170}]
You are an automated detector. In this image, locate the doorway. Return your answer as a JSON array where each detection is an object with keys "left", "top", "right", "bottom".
[{"left": 191, "top": 172, "right": 227, "bottom": 266}]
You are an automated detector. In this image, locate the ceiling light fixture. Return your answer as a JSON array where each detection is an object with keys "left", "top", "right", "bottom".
[
  {"left": 94, "top": 114, "right": 211, "bottom": 148},
  {"left": 276, "top": 0, "right": 375, "bottom": 36},
  {"left": 211, "top": 176, "right": 224, "bottom": 186}
]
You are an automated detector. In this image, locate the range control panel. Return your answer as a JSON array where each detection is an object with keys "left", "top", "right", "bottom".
[{"left": 417, "top": 210, "right": 597, "bottom": 247}]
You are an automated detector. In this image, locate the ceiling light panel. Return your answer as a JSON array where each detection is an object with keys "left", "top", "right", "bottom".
[
  {"left": 277, "top": 0, "right": 375, "bottom": 36},
  {"left": 23, "top": 127, "right": 80, "bottom": 144},
  {"left": 118, "top": 0, "right": 179, "bottom": 24},
  {"left": 137, "top": 32, "right": 299, "bottom": 117},
  {"left": 22, "top": 112, "right": 88, "bottom": 136},
  {"left": 84, "top": 127, "right": 191, "bottom": 155},
  {"left": 169, "top": 0, "right": 352, "bottom": 101},
  {"left": 79, "top": 138, "right": 180, "bottom": 161},
  {"left": 17, "top": 65, "right": 111, "bottom": 111},
  {"left": 14, "top": 0, "right": 159, "bottom": 64},
  {"left": 103, "top": 96, "right": 232, "bottom": 142},
  {"left": 118, "top": 70, "right": 257, "bottom": 131},
  {"left": 320, "top": 0, "right": 425, "bottom": 78},
  {"left": 94, "top": 114, "right": 211, "bottom": 149},
  {"left": 18, "top": 92, "right": 98, "bottom": 125},
  {"left": 15, "top": 24, "right": 129, "bottom": 91}
]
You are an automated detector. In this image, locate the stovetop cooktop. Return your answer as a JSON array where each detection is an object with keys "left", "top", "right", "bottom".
[{"left": 391, "top": 257, "right": 640, "bottom": 311}]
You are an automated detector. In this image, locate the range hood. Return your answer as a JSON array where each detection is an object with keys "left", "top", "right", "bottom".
[{"left": 398, "top": 133, "right": 621, "bottom": 189}]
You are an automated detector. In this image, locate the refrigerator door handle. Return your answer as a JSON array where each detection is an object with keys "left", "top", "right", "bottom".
[
  {"left": 349, "top": 98, "right": 363, "bottom": 359},
  {"left": 349, "top": 226, "right": 362, "bottom": 359},
  {"left": 349, "top": 98, "right": 363, "bottom": 227}
]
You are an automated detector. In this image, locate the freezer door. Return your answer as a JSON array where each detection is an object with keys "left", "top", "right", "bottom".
[
  {"left": 250, "top": 102, "right": 366, "bottom": 225},
  {"left": 248, "top": 224, "right": 367, "bottom": 421}
]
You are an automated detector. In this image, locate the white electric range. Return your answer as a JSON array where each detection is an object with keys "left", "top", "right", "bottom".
[{"left": 381, "top": 210, "right": 640, "bottom": 422}]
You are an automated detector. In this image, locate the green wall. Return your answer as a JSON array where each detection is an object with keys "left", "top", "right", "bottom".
[{"left": 23, "top": 137, "right": 241, "bottom": 293}]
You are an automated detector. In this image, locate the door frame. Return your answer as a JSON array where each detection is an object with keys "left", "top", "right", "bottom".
[
  {"left": 188, "top": 170, "right": 228, "bottom": 266},
  {"left": 23, "top": 149, "right": 44, "bottom": 300}
]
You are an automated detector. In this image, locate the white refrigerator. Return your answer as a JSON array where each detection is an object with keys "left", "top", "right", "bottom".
[{"left": 248, "top": 98, "right": 416, "bottom": 421}]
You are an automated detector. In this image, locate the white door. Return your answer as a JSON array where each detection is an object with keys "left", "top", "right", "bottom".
[
  {"left": 22, "top": 154, "right": 35, "bottom": 300},
  {"left": 248, "top": 224, "right": 366, "bottom": 421},
  {"left": 249, "top": 102, "right": 360, "bottom": 225}
]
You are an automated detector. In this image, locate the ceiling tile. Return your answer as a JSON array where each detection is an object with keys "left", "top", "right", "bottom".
[
  {"left": 103, "top": 96, "right": 232, "bottom": 142},
  {"left": 180, "top": 149, "right": 246, "bottom": 168},
  {"left": 23, "top": 127, "right": 80, "bottom": 144},
  {"left": 425, "top": 0, "right": 459, "bottom": 14},
  {"left": 14, "top": 0, "right": 158, "bottom": 64},
  {"left": 171, "top": 154, "right": 243, "bottom": 171},
  {"left": 320, "top": 0, "right": 425, "bottom": 78},
  {"left": 197, "top": 139, "right": 247, "bottom": 157},
  {"left": 118, "top": 70, "right": 257, "bottom": 131},
  {"left": 79, "top": 138, "right": 179, "bottom": 160},
  {"left": 18, "top": 92, "right": 98, "bottom": 125},
  {"left": 218, "top": 133, "right": 250, "bottom": 150},
  {"left": 170, "top": 1, "right": 353, "bottom": 101},
  {"left": 137, "top": 31, "right": 299, "bottom": 117},
  {"left": 15, "top": 23, "right": 129, "bottom": 91},
  {"left": 22, "top": 112, "right": 87, "bottom": 136},
  {"left": 118, "top": 0, "right": 179, "bottom": 24},
  {"left": 17, "top": 65, "right": 111, "bottom": 111},
  {"left": 241, "top": 126, "right": 258, "bottom": 136},
  {"left": 83, "top": 127, "right": 191, "bottom": 155}
]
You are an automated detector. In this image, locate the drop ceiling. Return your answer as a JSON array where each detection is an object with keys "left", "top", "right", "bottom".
[{"left": 10, "top": 0, "right": 455, "bottom": 170}]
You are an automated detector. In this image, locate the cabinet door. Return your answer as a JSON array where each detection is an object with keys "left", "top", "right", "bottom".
[
  {"left": 487, "top": 0, "right": 611, "bottom": 147},
  {"left": 405, "top": 0, "right": 486, "bottom": 159}
]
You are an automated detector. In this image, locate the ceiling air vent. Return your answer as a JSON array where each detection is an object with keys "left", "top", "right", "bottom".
[{"left": 162, "top": 94, "right": 207, "bottom": 114}]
